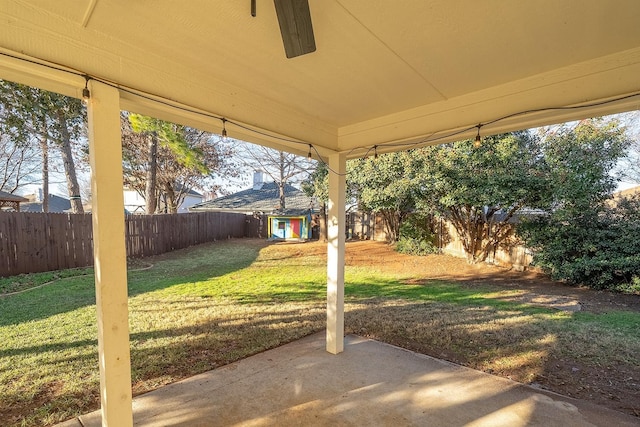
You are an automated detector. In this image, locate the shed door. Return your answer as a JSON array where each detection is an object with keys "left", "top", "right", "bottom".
[{"left": 289, "top": 218, "right": 301, "bottom": 238}]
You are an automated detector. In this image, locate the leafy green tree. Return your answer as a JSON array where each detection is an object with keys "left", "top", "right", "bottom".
[
  {"left": 304, "top": 134, "right": 545, "bottom": 251},
  {"left": 43, "top": 90, "right": 86, "bottom": 213},
  {"left": 417, "top": 131, "right": 547, "bottom": 263},
  {"left": 302, "top": 162, "right": 329, "bottom": 239},
  {"left": 302, "top": 161, "right": 328, "bottom": 203},
  {"left": 520, "top": 195, "right": 640, "bottom": 290},
  {"left": 540, "top": 119, "right": 629, "bottom": 209},
  {"left": 518, "top": 119, "right": 634, "bottom": 289},
  {"left": 395, "top": 213, "right": 438, "bottom": 255},
  {"left": 349, "top": 151, "right": 423, "bottom": 242},
  {"left": 303, "top": 118, "right": 635, "bottom": 286},
  {"left": 305, "top": 151, "right": 429, "bottom": 243}
]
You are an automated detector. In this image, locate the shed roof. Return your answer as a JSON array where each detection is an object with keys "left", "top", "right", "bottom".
[
  {"left": 0, "top": 190, "right": 28, "bottom": 211},
  {"left": 0, "top": 190, "right": 28, "bottom": 202}
]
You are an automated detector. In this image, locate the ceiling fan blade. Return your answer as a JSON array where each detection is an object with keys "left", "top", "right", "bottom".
[{"left": 274, "top": 0, "right": 316, "bottom": 58}]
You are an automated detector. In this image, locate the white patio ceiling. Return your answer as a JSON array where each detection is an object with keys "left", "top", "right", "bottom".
[{"left": 2, "top": 0, "right": 640, "bottom": 159}]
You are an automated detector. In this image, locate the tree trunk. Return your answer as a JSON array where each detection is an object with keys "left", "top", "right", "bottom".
[
  {"left": 164, "top": 183, "right": 178, "bottom": 214},
  {"left": 321, "top": 203, "right": 328, "bottom": 241},
  {"left": 56, "top": 110, "right": 84, "bottom": 213},
  {"left": 40, "top": 132, "right": 49, "bottom": 213},
  {"left": 380, "top": 209, "right": 401, "bottom": 242},
  {"left": 145, "top": 131, "right": 158, "bottom": 214},
  {"left": 278, "top": 151, "right": 286, "bottom": 210}
]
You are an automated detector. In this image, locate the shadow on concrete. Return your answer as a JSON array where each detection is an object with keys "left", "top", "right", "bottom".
[{"left": 63, "top": 333, "right": 638, "bottom": 427}]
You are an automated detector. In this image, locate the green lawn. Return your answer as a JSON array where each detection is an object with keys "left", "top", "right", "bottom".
[{"left": 1, "top": 239, "right": 639, "bottom": 426}]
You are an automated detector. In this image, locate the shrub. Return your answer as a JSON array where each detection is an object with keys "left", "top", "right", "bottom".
[
  {"left": 519, "top": 195, "right": 640, "bottom": 292},
  {"left": 396, "top": 237, "right": 438, "bottom": 255},
  {"left": 617, "top": 276, "right": 640, "bottom": 294},
  {"left": 395, "top": 215, "right": 438, "bottom": 256}
]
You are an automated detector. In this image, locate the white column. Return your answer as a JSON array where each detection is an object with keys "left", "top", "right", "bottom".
[
  {"left": 326, "top": 152, "right": 346, "bottom": 354},
  {"left": 87, "top": 80, "right": 133, "bottom": 427}
]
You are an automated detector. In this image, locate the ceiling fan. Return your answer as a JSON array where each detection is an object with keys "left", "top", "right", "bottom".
[{"left": 252, "top": 0, "right": 317, "bottom": 58}]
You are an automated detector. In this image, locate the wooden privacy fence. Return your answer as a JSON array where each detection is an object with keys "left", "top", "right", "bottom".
[
  {"left": 0, "top": 211, "right": 94, "bottom": 276},
  {"left": 343, "top": 211, "right": 533, "bottom": 269},
  {"left": 0, "top": 211, "right": 257, "bottom": 277},
  {"left": 438, "top": 220, "right": 533, "bottom": 269}
]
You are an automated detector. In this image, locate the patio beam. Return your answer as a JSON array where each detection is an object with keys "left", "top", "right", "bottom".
[
  {"left": 326, "top": 152, "right": 346, "bottom": 354},
  {"left": 87, "top": 80, "right": 133, "bottom": 427}
]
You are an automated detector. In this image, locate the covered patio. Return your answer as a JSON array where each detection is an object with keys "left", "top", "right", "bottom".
[
  {"left": 2, "top": 1, "right": 640, "bottom": 425},
  {"left": 59, "top": 333, "right": 639, "bottom": 427}
]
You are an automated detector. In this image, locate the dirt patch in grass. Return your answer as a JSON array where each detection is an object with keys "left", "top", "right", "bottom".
[{"left": 343, "top": 240, "right": 640, "bottom": 313}]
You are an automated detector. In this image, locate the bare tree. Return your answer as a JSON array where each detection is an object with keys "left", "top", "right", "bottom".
[
  {"left": 0, "top": 80, "right": 87, "bottom": 212},
  {"left": 234, "top": 142, "right": 315, "bottom": 210},
  {"left": 52, "top": 107, "right": 85, "bottom": 213},
  {"left": 145, "top": 131, "right": 159, "bottom": 214},
  {"left": 0, "top": 132, "right": 40, "bottom": 193}
]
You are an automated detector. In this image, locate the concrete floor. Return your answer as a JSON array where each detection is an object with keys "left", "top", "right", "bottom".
[{"left": 59, "top": 333, "right": 638, "bottom": 427}]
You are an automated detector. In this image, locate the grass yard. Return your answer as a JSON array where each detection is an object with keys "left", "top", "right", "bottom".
[{"left": 1, "top": 239, "right": 639, "bottom": 426}]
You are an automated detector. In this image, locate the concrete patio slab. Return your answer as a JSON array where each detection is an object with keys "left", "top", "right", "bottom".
[{"left": 59, "top": 333, "right": 638, "bottom": 427}]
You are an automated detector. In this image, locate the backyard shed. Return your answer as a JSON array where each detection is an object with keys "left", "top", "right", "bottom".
[{"left": 268, "top": 214, "right": 311, "bottom": 240}]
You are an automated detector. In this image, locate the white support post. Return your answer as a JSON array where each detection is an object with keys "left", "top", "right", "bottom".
[
  {"left": 86, "top": 80, "right": 133, "bottom": 427},
  {"left": 326, "top": 152, "right": 346, "bottom": 354}
]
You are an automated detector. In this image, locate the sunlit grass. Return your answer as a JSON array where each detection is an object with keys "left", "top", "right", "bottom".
[
  {"left": 1, "top": 239, "right": 639, "bottom": 426},
  {"left": 0, "top": 267, "right": 94, "bottom": 295}
]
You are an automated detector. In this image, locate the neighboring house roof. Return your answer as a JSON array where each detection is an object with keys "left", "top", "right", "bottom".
[
  {"left": 609, "top": 185, "right": 640, "bottom": 207},
  {"left": 180, "top": 187, "right": 203, "bottom": 197},
  {"left": 613, "top": 185, "right": 640, "bottom": 199},
  {"left": 191, "top": 181, "right": 316, "bottom": 215},
  {"left": 492, "top": 207, "right": 547, "bottom": 223},
  {"left": 0, "top": 190, "right": 28, "bottom": 202},
  {"left": 123, "top": 186, "right": 204, "bottom": 214},
  {"left": 21, "top": 194, "right": 72, "bottom": 213}
]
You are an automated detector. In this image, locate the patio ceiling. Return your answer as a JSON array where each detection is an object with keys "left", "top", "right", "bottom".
[{"left": 2, "top": 0, "right": 640, "bottom": 159}]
